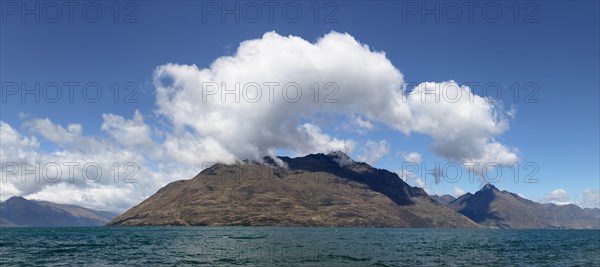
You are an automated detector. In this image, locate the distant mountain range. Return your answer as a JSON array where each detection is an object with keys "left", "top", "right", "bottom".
[
  {"left": 0, "top": 196, "right": 117, "bottom": 227},
  {"left": 430, "top": 194, "right": 456, "bottom": 205},
  {"left": 433, "top": 184, "right": 599, "bottom": 229},
  {"left": 108, "top": 152, "right": 480, "bottom": 227}
]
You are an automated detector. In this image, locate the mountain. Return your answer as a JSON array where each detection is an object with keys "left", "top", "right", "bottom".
[
  {"left": 108, "top": 152, "right": 480, "bottom": 228},
  {"left": 431, "top": 194, "right": 456, "bottom": 205},
  {"left": 446, "top": 184, "right": 599, "bottom": 229},
  {"left": 0, "top": 196, "right": 117, "bottom": 227}
]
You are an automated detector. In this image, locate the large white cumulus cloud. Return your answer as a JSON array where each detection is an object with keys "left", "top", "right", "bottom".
[
  {"left": 1, "top": 31, "right": 518, "bottom": 212},
  {"left": 154, "top": 31, "right": 517, "bottom": 166},
  {"left": 154, "top": 31, "right": 405, "bottom": 162}
]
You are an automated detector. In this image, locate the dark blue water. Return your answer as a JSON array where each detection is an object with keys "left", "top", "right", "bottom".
[{"left": 1, "top": 227, "right": 599, "bottom": 266}]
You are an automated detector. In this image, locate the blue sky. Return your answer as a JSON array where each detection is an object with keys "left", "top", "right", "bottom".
[{"left": 1, "top": 1, "right": 598, "bottom": 211}]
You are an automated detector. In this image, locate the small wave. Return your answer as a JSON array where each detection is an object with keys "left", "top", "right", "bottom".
[
  {"left": 177, "top": 259, "right": 211, "bottom": 265},
  {"left": 215, "top": 257, "right": 253, "bottom": 265},
  {"left": 225, "top": 235, "right": 268, "bottom": 240},
  {"left": 327, "top": 254, "right": 371, "bottom": 262}
]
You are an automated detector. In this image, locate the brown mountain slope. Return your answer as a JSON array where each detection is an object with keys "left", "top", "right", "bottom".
[{"left": 108, "top": 153, "right": 480, "bottom": 228}]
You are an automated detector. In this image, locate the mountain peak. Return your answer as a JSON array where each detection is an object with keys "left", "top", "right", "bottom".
[
  {"left": 481, "top": 183, "right": 499, "bottom": 191},
  {"left": 326, "top": 150, "right": 349, "bottom": 156},
  {"left": 5, "top": 196, "right": 28, "bottom": 203},
  {"left": 327, "top": 151, "right": 354, "bottom": 166}
]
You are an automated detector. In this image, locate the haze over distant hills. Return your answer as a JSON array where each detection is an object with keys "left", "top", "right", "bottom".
[
  {"left": 583, "top": 208, "right": 600, "bottom": 219},
  {"left": 0, "top": 196, "right": 117, "bottom": 227},
  {"left": 108, "top": 152, "right": 599, "bottom": 229}
]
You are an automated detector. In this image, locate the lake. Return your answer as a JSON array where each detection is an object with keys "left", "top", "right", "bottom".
[{"left": 1, "top": 227, "right": 599, "bottom": 266}]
